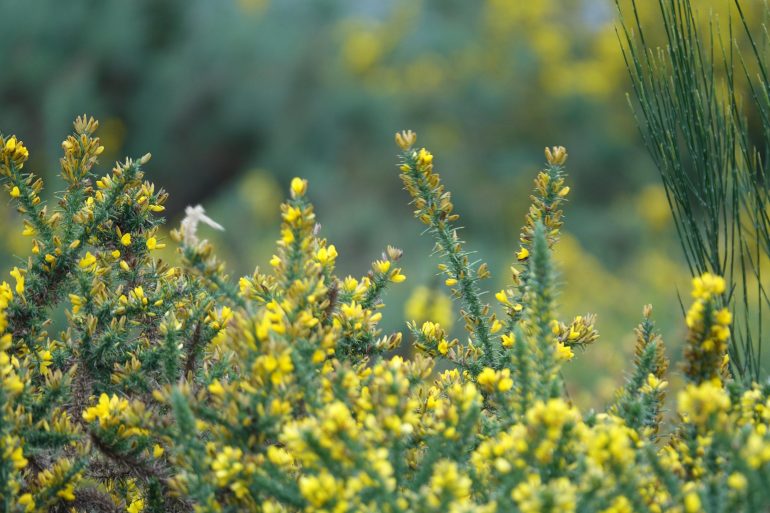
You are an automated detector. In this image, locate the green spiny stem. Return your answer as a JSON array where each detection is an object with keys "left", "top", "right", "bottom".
[
  {"left": 527, "top": 221, "right": 561, "bottom": 398},
  {"left": 187, "top": 251, "right": 246, "bottom": 309},
  {"left": 361, "top": 271, "right": 389, "bottom": 310},
  {"left": 506, "top": 161, "right": 566, "bottom": 334},
  {"left": 8, "top": 162, "right": 141, "bottom": 343},
  {"left": 402, "top": 151, "right": 495, "bottom": 368}
]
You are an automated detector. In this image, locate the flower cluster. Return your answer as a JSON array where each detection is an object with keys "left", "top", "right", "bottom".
[
  {"left": 1, "top": 121, "right": 770, "bottom": 513},
  {"left": 683, "top": 273, "right": 731, "bottom": 383}
]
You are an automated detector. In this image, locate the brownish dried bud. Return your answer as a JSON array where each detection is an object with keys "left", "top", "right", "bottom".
[
  {"left": 395, "top": 130, "right": 417, "bottom": 150},
  {"left": 545, "top": 146, "right": 568, "bottom": 166}
]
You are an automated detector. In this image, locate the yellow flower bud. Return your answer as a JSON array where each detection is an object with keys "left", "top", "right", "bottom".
[{"left": 291, "top": 177, "right": 308, "bottom": 198}]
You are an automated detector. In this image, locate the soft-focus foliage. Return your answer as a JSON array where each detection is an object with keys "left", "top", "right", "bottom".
[{"left": 1, "top": 120, "right": 770, "bottom": 511}]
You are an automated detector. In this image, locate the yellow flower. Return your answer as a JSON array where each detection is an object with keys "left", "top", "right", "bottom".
[
  {"left": 18, "top": 494, "right": 34, "bottom": 512},
  {"left": 497, "top": 370, "right": 513, "bottom": 392},
  {"left": 477, "top": 367, "right": 498, "bottom": 392},
  {"left": 427, "top": 460, "right": 471, "bottom": 507},
  {"left": 299, "top": 471, "right": 340, "bottom": 508},
  {"left": 57, "top": 483, "right": 76, "bottom": 501},
  {"left": 417, "top": 148, "right": 434, "bottom": 167},
  {"left": 390, "top": 269, "right": 406, "bottom": 283},
  {"left": 267, "top": 446, "right": 293, "bottom": 467},
  {"left": 131, "top": 286, "right": 147, "bottom": 305},
  {"left": 9, "top": 267, "right": 24, "bottom": 295},
  {"left": 691, "top": 272, "right": 725, "bottom": 299},
  {"left": 211, "top": 446, "right": 246, "bottom": 492},
  {"left": 290, "top": 177, "right": 307, "bottom": 197},
  {"left": 678, "top": 380, "right": 730, "bottom": 427},
  {"left": 146, "top": 237, "right": 165, "bottom": 250},
  {"left": 3, "top": 373, "right": 24, "bottom": 394},
  {"left": 37, "top": 349, "right": 52, "bottom": 374},
  {"left": 374, "top": 260, "right": 391, "bottom": 273},
  {"left": 555, "top": 342, "right": 574, "bottom": 361},
  {"left": 283, "top": 206, "right": 302, "bottom": 224},
  {"left": 421, "top": 321, "right": 440, "bottom": 338},
  {"left": 2, "top": 136, "right": 29, "bottom": 162},
  {"left": 9, "top": 186, "right": 20, "bottom": 198},
  {"left": 516, "top": 247, "right": 529, "bottom": 261},
  {"left": 404, "top": 286, "right": 454, "bottom": 331},
  {"left": 127, "top": 499, "right": 145, "bottom": 513},
  {"left": 445, "top": 278, "right": 458, "bottom": 287},
  {"left": 82, "top": 393, "right": 129, "bottom": 427},
  {"left": 79, "top": 252, "right": 97, "bottom": 271},
  {"left": 683, "top": 492, "right": 701, "bottom": 513},
  {"left": 121, "top": 233, "right": 132, "bottom": 246},
  {"left": 208, "top": 379, "right": 225, "bottom": 396},
  {"left": 316, "top": 245, "right": 338, "bottom": 265},
  {"left": 727, "top": 472, "right": 747, "bottom": 491},
  {"left": 10, "top": 446, "right": 27, "bottom": 470}
]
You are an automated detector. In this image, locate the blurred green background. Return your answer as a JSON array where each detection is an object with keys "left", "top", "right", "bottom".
[{"left": 2, "top": 0, "right": 755, "bottom": 408}]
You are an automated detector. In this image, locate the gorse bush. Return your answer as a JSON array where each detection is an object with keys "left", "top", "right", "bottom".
[{"left": 2, "top": 119, "right": 770, "bottom": 512}]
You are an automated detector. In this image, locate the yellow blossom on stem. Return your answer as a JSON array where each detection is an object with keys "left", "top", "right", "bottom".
[
  {"left": 390, "top": 271, "right": 406, "bottom": 283},
  {"left": 79, "top": 251, "right": 97, "bottom": 271},
  {"left": 127, "top": 499, "right": 145, "bottom": 513},
  {"left": 82, "top": 393, "right": 129, "bottom": 428},
  {"left": 146, "top": 236, "right": 165, "bottom": 250},
  {"left": 290, "top": 177, "right": 307, "bottom": 198},
  {"left": 374, "top": 260, "right": 391, "bottom": 273},
  {"left": 9, "top": 267, "right": 24, "bottom": 295},
  {"left": 316, "top": 245, "right": 338, "bottom": 265}
]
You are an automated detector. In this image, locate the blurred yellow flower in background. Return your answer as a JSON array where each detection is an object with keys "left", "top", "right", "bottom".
[{"left": 405, "top": 285, "right": 454, "bottom": 333}]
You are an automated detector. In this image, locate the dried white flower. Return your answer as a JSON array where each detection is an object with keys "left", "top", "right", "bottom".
[{"left": 180, "top": 205, "right": 224, "bottom": 246}]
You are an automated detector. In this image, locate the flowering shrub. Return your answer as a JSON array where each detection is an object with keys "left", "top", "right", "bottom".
[{"left": 1, "top": 118, "right": 770, "bottom": 512}]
